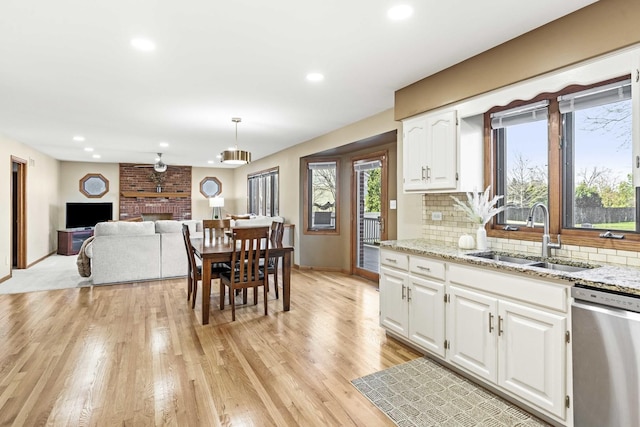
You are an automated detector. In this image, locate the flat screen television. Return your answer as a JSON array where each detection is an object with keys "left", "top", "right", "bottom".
[{"left": 65, "top": 202, "right": 113, "bottom": 229}]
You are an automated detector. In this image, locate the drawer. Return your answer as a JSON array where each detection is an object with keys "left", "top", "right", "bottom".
[
  {"left": 380, "top": 250, "right": 409, "bottom": 270},
  {"left": 409, "top": 256, "right": 445, "bottom": 281}
]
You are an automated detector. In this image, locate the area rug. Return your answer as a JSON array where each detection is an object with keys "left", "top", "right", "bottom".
[
  {"left": 0, "top": 255, "right": 92, "bottom": 294},
  {"left": 352, "top": 357, "right": 548, "bottom": 427}
]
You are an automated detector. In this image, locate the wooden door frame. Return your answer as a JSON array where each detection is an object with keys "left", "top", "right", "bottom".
[
  {"left": 350, "top": 150, "right": 388, "bottom": 281},
  {"left": 11, "top": 156, "right": 27, "bottom": 269}
]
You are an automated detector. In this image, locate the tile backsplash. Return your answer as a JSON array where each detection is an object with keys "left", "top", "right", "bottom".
[{"left": 423, "top": 193, "right": 640, "bottom": 268}]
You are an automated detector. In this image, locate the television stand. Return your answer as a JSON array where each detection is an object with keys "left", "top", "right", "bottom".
[{"left": 57, "top": 229, "right": 94, "bottom": 255}]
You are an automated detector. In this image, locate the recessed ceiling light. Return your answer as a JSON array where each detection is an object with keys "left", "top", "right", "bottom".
[
  {"left": 130, "top": 37, "right": 156, "bottom": 52},
  {"left": 306, "top": 72, "right": 324, "bottom": 82},
  {"left": 92, "top": 154, "right": 101, "bottom": 159},
  {"left": 84, "top": 147, "right": 94, "bottom": 152},
  {"left": 73, "top": 135, "right": 85, "bottom": 142},
  {"left": 207, "top": 160, "right": 214, "bottom": 164},
  {"left": 215, "top": 154, "right": 222, "bottom": 159},
  {"left": 159, "top": 141, "right": 169, "bottom": 147},
  {"left": 387, "top": 5, "right": 413, "bottom": 20}
]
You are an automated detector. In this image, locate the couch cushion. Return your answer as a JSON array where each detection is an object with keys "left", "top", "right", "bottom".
[
  {"left": 233, "top": 216, "right": 284, "bottom": 228},
  {"left": 94, "top": 221, "right": 156, "bottom": 237},
  {"left": 155, "top": 220, "right": 183, "bottom": 234}
]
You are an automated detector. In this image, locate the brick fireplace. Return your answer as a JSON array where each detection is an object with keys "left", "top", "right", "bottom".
[{"left": 119, "top": 164, "right": 192, "bottom": 221}]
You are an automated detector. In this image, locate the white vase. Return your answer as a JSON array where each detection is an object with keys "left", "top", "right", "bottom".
[{"left": 476, "top": 226, "right": 487, "bottom": 250}]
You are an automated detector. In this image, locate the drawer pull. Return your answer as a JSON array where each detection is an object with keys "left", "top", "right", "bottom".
[
  {"left": 417, "top": 266, "right": 431, "bottom": 271},
  {"left": 385, "top": 258, "right": 398, "bottom": 263},
  {"left": 489, "top": 313, "right": 494, "bottom": 333}
]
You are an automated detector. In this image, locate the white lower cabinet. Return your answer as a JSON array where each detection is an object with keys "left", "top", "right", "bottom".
[
  {"left": 447, "top": 285, "right": 567, "bottom": 418},
  {"left": 498, "top": 300, "right": 566, "bottom": 417},
  {"left": 379, "top": 251, "right": 446, "bottom": 357},
  {"left": 379, "top": 266, "right": 409, "bottom": 336},
  {"left": 448, "top": 286, "right": 497, "bottom": 382},
  {"left": 408, "top": 275, "right": 446, "bottom": 357},
  {"left": 380, "top": 250, "right": 571, "bottom": 424}
]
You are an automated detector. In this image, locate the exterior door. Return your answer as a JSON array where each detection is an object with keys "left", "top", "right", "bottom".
[{"left": 352, "top": 151, "right": 388, "bottom": 281}]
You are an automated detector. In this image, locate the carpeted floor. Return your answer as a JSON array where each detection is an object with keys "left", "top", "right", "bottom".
[
  {"left": 352, "top": 357, "right": 549, "bottom": 427},
  {"left": 0, "top": 254, "right": 92, "bottom": 294}
]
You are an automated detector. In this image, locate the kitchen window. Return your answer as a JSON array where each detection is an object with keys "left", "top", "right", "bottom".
[
  {"left": 560, "top": 79, "right": 636, "bottom": 232},
  {"left": 486, "top": 75, "right": 640, "bottom": 247},
  {"left": 491, "top": 101, "right": 549, "bottom": 226},
  {"left": 304, "top": 159, "right": 339, "bottom": 234}
]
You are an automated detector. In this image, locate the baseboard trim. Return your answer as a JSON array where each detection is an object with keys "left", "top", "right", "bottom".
[
  {"left": 0, "top": 273, "right": 11, "bottom": 284},
  {"left": 27, "top": 251, "right": 57, "bottom": 269},
  {"left": 296, "top": 265, "right": 350, "bottom": 274}
]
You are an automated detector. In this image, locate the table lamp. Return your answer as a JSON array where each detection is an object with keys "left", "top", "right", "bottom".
[{"left": 209, "top": 197, "right": 224, "bottom": 219}]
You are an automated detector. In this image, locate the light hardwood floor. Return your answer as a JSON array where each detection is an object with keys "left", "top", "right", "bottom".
[{"left": 0, "top": 269, "right": 420, "bottom": 426}]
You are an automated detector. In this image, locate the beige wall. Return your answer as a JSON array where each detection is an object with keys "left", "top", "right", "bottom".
[
  {"left": 58, "top": 161, "right": 120, "bottom": 228},
  {"left": 230, "top": 109, "right": 413, "bottom": 269},
  {"left": 191, "top": 167, "right": 236, "bottom": 220},
  {"left": 395, "top": 0, "right": 640, "bottom": 120},
  {"left": 58, "top": 162, "right": 238, "bottom": 223},
  {"left": 0, "top": 133, "right": 60, "bottom": 279}
]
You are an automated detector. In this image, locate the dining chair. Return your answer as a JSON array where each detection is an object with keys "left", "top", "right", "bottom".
[
  {"left": 182, "top": 224, "right": 230, "bottom": 309},
  {"left": 264, "top": 221, "right": 285, "bottom": 298},
  {"left": 202, "top": 218, "right": 231, "bottom": 242},
  {"left": 219, "top": 226, "right": 270, "bottom": 321}
]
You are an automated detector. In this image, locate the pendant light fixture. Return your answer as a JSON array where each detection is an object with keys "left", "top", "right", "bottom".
[
  {"left": 221, "top": 117, "right": 251, "bottom": 165},
  {"left": 154, "top": 153, "right": 167, "bottom": 172}
]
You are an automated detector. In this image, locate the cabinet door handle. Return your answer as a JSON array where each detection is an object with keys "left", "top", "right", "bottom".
[
  {"left": 407, "top": 287, "right": 412, "bottom": 302},
  {"left": 401, "top": 284, "right": 406, "bottom": 300},
  {"left": 489, "top": 313, "right": 494, "bottom": 333},
  {"left": 421, "top": 166, "right": 427, "bottom": 180},
  {"left": 498, "top": 315, "right": 504, "bottom": 336},
  {"left": 426, "top": 166, "right": 431, "bottom": 179}
]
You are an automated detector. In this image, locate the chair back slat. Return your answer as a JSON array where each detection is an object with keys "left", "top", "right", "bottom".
[
  {"left": 230, "top": 226, "right": 270, "bottom": 287},
  {"left": 203, "top": 219, "right": 231, "bottom": 241}
]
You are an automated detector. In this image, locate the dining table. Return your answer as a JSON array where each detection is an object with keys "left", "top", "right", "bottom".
[{"left": 191, "top": 235, "right": 294, "bottom": 325}]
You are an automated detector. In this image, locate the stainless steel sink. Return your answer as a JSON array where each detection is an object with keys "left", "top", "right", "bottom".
[
  {"left": 468, "top": 251, "right": 597, "bottom": 272},
  {"left": 529, "top": 262, "right": 593, "bottom": 273},
  {"left": 468, "top": 252, "right": 537, "bottom": 265}
]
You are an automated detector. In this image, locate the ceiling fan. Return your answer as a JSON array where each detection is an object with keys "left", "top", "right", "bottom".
[{"left": 133, "top": 153, "right": 168, "bottom": 172}]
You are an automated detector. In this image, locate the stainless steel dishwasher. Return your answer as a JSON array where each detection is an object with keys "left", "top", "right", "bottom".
[{"left": 571, "top": 284, "right": 640, "bottom": 427}]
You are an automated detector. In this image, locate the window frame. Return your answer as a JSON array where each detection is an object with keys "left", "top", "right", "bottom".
[
  {"left": 247, "top": 167, "right": 279, "bottom": 217},
  {"left": 304, "top": 158, "right": 340, "bottom": 235},
  {"left": 484, "top": 75, "right": 640, "bottom": 250}
]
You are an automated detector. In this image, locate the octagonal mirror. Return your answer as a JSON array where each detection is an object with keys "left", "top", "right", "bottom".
[
  {"left": 79, "top": 173, "right": 109, "bottom": 198},
  {"left": 199, "top": 176, "right": 222, "bottom": 198}
]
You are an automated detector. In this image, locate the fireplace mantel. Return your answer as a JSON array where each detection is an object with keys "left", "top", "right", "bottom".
[{"left": 120, "top": 191, "right": 190, "bottom": 198}]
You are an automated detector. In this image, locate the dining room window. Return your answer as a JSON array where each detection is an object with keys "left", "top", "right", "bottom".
[
  {"left": 305, "top": 159, "right": 339, "bottom": 234},
  {"left": 247, "top": 167, "right": 279, "bottom": 216}
]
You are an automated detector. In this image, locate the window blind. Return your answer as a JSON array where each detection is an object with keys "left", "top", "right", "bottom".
[
  {"left": 558, "top": 79, "right": 631, "bottom": 113},
  {"left": 490, "top": 100, "right": 549, "bottom": 129}
]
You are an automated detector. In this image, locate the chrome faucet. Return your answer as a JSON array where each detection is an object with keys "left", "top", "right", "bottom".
[{"left": 526, "top": 202, "right": 561, "bottom": 257}]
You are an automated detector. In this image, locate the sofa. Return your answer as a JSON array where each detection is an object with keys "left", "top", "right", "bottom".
[
  {"left": 85, "top": 220, "right": 199, "bottom": 285},
  {"left": 85, "top": 216, "right": 284, "bottom": 285}
]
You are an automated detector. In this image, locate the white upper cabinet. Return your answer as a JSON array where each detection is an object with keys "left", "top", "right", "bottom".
[
  {"left": 402, "top": 109, "right": 483, "bottom": 193},
  {"left": 633, "top": 56, "right": 640, "bottom": 187}
]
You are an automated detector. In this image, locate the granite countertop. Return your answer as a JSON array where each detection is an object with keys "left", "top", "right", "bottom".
[{"left": 380, "top": 239, "right": 640, "bottom": 297}]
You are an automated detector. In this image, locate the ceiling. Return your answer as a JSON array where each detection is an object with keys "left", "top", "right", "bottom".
[{"left": 0, "top": 0, "right": 597, "bottom": 168}]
